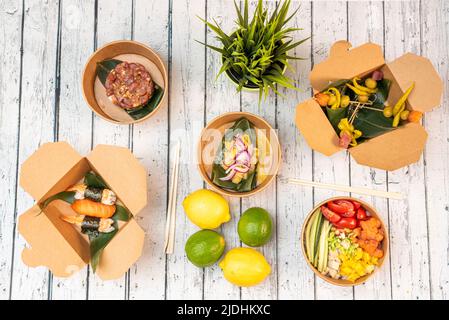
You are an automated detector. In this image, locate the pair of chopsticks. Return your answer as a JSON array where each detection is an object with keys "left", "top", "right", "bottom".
[
  {"left": 164, "top": 142, "right": 181, "bottom": 254},
  {"left": 287, "top": 178, "right": 404, "bottom": 200}
]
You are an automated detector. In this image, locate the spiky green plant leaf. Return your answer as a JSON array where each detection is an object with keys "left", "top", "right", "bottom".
[{"left": 199, "top": 0, "right": 308, "bottom": 105}]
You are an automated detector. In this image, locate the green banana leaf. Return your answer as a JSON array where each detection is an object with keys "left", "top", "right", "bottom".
[
  {"left": 350, "top": 78, "right": 393, "bottom": 139},
  {"left": 125, "top": 85, "right": 164, "bottom": 120},
  {"left": 84, "top": 172, "right": 107, "bottom": 189},
  {"left": 96, "top": 59, "right": 122, "bottom": 85},
  {"left": 353, "top": 106, "right": 395, "bottom": 139},
  {"left": 114, "top": 204, "right": 131, "bottom": 222},
  {"left": 326, "top": 107, "right": 348, "bottom": 133},
  {"left": 371, "top": 79, "right": 391, "bottom": 107},
  {"left": 211, "top": 117, "right": 258, "bottom": 192},
  {"left": 41, "top": 191, "right": 76, "bottom": 210},
  {"left": 322, "top": 79, "right": 350, "bottom": 92},
  {"left": 88, "top": 204, "right": 130, "bottom": 273},
  {"left": 96, "top": 59, "right": 164, "bottom": 121},
  {"left": 82, "top": 172, "right": 131, "bottom": 272}
]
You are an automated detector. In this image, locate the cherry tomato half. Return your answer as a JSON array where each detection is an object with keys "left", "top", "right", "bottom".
[
  {"left": 333, "top": 217, "right": 357, "bottom": 229},
  {"left": 321, "top": 206, "right": 341, "bottom": 223},
  {"left": 327, "top": 200, "right": 355, "bottom": 217},
  {"left": 356, "top": 207, "right": 368, "bottom": 220},
  {"left": 352, "top": 201, "right": 361, "bottom": 210}
]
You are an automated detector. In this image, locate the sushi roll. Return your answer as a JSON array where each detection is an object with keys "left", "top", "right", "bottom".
[
  {"left": 71, "top": 199, "right": 116, "bottom": 219},
  {"left": 61, "top": 215, "right": 115, "bottom": 234},
  {"left": 68, "top": 184, "right": 116, "bottom": 205}
]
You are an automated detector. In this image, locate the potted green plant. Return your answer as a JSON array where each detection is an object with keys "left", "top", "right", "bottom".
[{"left": 198, "top": 0, "right": 309, "bottom": 104}]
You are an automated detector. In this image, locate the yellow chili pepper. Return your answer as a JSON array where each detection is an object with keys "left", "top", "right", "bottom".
[
  {"left": 346, "top": 83, "right": 368, "bottom": 96},
  {"left": 338, "top": 118, "right": 363, "bottom": 146},
  {"left": 392, "top": 104, "right": 406, "bottom": 127},
  {"left": 351, "top": 130, "right": 362, "bottom": 146},
  {"left": 393, "top": 82, "right": 415, "bottom": 115},
  {"left": 338, "top": 118, "right": 354, "bottom": 132},
  {"left": 327, "top": 87, "right": 341, "bottom": 109},
  {"left": 352, "top": 77, "right": 377, "bottom": 94}
]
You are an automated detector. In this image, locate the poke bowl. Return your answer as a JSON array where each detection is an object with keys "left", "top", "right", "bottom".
[
  {"left": 82, "top": 40, "right": 168, "bottom": 125},
  {"left": 301, "top": 197, "right": 388, "bottom": 286},
  {"left": 197, "top": 112, "right": 281, "bottom": 198}
]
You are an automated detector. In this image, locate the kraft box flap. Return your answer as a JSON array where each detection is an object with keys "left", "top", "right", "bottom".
[
  {"left": 96, "top": 219, "right": 145, "bottom": 280},
  {"left": 349, "top": 123, "right": 428, "bottom": 171},
  {"left": 18, "top": 205, "right": 88, "bottom": 278},
  {"left": 87, "top": 144, "right": 147, "bottom": 216},
  {"left": 295, "top": 98, "right": 341, "bottom": 156},
  {"left": 18, "top": 142, "right": 147, "bottom": 280},
  {"left": 19, "top": 142, "right": 82, "bottom": 202},
  {"left": 383, "top": 53, "right": 443, "bottom": 113},
  {"left": 309, "top": 41, "right": 385, "bottom": 91}
]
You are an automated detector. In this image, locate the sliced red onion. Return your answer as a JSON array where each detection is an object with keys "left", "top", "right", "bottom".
[
  {"left": 219, "top": 170, "right": 236, "bottom": 181},
  {"left": 236, "top": 150, "right": 250, "bottom": 165},
  {"left": 223, "top": 156, "right": 235, "bottom": 167},
  {"left": 229, "top": 163, "right": 250, "bottom": 173},
  {"left": 234, "top": 137, "right": 246, "bottom": 151}
]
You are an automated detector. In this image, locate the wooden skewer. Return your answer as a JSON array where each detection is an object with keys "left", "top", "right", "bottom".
[
  {"left": 164, "top": 142, "right": 181, "bottom": 254},
  {"left": 287, "top": 178, "right": 404, "bottom": 200}
]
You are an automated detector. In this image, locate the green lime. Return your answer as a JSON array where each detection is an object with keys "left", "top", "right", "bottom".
[
  {"left": 185, "top": 230, "right": 226, "bottom": 267},
  {"left": 238, "top": 207, "right": 272, "bottom": 247}
]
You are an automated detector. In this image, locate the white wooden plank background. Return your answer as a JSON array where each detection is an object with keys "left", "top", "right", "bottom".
[{"left": 1, "top": 0, "right": 448, "bottom": 300}]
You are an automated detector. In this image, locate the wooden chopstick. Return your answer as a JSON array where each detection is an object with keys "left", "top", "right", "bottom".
[
  {"left": 164, "top": 142, "right": 181, "bottom": 254},
  {"left": 167, "top": 142, "right": 181, "bottom": 254},
  {"left": 287, "top": 178, "right": 404, "bottom": 200}
]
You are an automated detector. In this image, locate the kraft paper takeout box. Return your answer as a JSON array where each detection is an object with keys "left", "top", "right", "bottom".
[
  {"left": 296, "top": 41, "right": 443, "bottom": 171},
  {"left": 18, "top": 142, "right": 147, "bottom": 280}
]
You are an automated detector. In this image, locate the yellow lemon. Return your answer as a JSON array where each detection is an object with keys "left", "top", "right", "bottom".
[
  {"left": 182, "top": 189, "right": 231, "bottom": 229},
  {"left": 219, "top": 247, "right": 271, "bottom": 287}
]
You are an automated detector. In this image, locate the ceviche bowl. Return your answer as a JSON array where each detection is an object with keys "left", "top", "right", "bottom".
[
  {"left": 82, "top": 40, "right": 168, "bottom": 125},
  {"left": 301, "top": 197, "right": 388, "bottom": 286},
  {"left": 197, "top": 112, "right": 281, "bottom": 198}
]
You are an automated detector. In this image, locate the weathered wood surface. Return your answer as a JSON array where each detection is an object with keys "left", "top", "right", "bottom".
[
  {"left": 51, "top": 0, "right": 95, "bottom": 300},
  {"left": 1, "top": 0, "right": 448, "bottom": 300}
]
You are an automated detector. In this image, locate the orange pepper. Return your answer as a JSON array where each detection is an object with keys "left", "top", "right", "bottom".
[{"left": 408, "top": 110, "right": 423, "bottom": 123}]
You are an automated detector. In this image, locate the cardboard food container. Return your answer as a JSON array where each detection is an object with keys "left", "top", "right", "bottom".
[
  {"left": 301, "top": 197, "right": 388, "bottom": 287},
  {"left": 18, "top": 142, "right": 147, "bottom": 280},
  {"left": 82, "top": 40, "right": 168, "bottom": 125},
  {"left": 197, "top": 112, "right": 281, "bottom": 198},
  {"left": 296, "top": 41, "right": 443, "bottom": 171}
]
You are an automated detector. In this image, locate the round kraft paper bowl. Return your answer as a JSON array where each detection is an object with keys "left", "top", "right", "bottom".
[
  {"left": 300, "top": 197, "right": 388, "bottom": 286},
  {"left": 197, "top": 111, "right": 281, "bottom": 198},
  {"left": 82, "top": 40, "right": 168, "bottom": 125}
]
